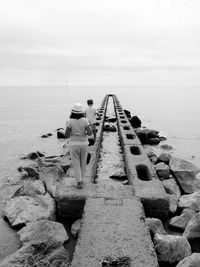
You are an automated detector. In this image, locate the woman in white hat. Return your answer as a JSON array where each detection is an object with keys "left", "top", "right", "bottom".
[{"left": 65, "top": 103, "right": 92, "bottom": 188}]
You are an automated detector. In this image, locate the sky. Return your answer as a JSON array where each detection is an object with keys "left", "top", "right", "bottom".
[{"left": 1, "top": 0, "right": 200, "bottom": 86}]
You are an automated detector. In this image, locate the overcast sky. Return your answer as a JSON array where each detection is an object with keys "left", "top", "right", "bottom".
[{"left": 1, "top": 0, "right": 200, "bottom": 85}]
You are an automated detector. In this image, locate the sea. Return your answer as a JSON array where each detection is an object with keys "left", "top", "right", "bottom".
[{"left": 0, "top": 85, "right": 200, "bottom": 185}]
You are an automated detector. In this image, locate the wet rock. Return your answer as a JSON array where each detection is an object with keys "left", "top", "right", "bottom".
[
  {"left": 41, "top": 133, "right": 53, "bottom": 138},
  {"left": 21, "top": 151, "right": 45, "bottom": 160},
  {"left": 103, "top": 123, "right": 117, "bottom": 132},
  {"left": 178, "top": 191, "right": 200, "bottom": 212},
  {"left": 169, "top": 157, "right": 200, "bottom": 194},
  {"left": 162, "top": 177, "right": 181, "bottom": 197},
  {"left": 57, "top": 130, "right": 65, "bottom": 139},
  {"left": 146, "top": 218, "right": 167, "bottom": 237},
  {"left": 160, "top": 144, "right": 173, "bottom": 150},
  {"left": 0, "top": 243, "right": 70, "bottom": 267},
  {"left": 130, "top": 116, "right": 141, "bottom": 128},
  {"left": 135, "top": 128, "right": 160, "bottom": 145},
  {"left": 168, "top": 194, "right": 179, "bottom": 214},
  {"left": 18, "top": 220, "right": 69, "bottom": 246},
  {"left": 18, "top": 162, "right": 40, "bottom": 180},
  {"left": 157, "top": 153, "right": 171, "bottom": 165},
  {"left": 183, "top": 212, "right": 200, "bottom": 240},
  {"left": 148, "top": 137, "right": 160, "bottom": 145},
  {"left": 154, "top": 233, "right": 191, "bottom": 264},
  {"left": 3, "top": 193, "right": 56, "bottom": 227},
  {"left": 170, "top": 209, "right": 196, "bottom": 230},
  {"left": 159, "top": 136, "right": 167, "bottom": 141},
  {"left": 176, "top": 253, "right": 200, "bottom": 267},
  {"left": 71, "top": 219, "right": 82, "bottom": 238},
  {"left": 12, "top": 180, "right": 46, "bottom": 197},
  {"left": 124, "top": 109, "right": 131, "bottom": 119},
  {"left": 0, "top": 218, "right": 20, "bottom": 261},
  {"left": 154, "top": 162, "right": 171, "bottom": 180}
]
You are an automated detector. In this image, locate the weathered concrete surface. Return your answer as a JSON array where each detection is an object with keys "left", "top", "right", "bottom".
[
  {"left": 71, "top": 197, "right": 158, "bottom": 267},
  {"left": 54, "top": 178, "right": 134, "bottom": 218}
]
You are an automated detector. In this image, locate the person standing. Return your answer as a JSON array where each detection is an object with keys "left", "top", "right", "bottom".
[
  {"left": 65, "top": 103, "right": 92, "bottom": 188},
  {"left": 84, "top": 99, "right": 100, "bottom": 140}
]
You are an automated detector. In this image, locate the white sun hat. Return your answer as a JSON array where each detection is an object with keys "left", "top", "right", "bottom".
[{"left": 71, "top": 103, "right": 83, "bottom": 114}]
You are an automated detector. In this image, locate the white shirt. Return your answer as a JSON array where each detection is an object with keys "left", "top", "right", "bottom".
[{"left": 85, "top": 106, "right": 98, "bottom": 124}]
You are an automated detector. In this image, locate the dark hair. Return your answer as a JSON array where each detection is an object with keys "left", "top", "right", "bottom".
[
  {"left": 87, "top": 99, "right": 93, "bottom": 105},
  {"left": 70, "top": 112, "right": 84, "bottom": 119}
]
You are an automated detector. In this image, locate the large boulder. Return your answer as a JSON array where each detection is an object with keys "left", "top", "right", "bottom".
[
  {"left": 18, "top": 220, "right": 69, "bottom": 246},
  {"left": 0, "top": 243, "right": 70, "bottom": 267},
  {"left": 130, "top": 116, "right": 141, "bottom": 128},
  {"left": 146, "top": 218, "right": 167, "bottom": 237},
  {"left": 135, "top": 128, "right": 160, "bottom": 145},
  {"left": 176, "top": 253, "right": 200, "bottom": 267},
  {"left": 162, "top": 177, "right": 181, "bottom": 198},
  {"left": 169, "top": 157, "right": 200, "bottom": 194},
  {"left": 57, "top": 130, "right": 65, "bottom": 139},
  {"left": 154, "top": 233, "right": 191, "bottom": 264},
  {"left": 18, "top": 162, "right": 40, "bottom": 180},
  {"left": 103, "top": 123, "right": 117, "bottom": 132},
  {"left": 0, "top": 218, "right": 20, "bottom": 261},
  {"left": 3, "top": 194, "right": 56, "bottom": 227},
  {"left": 170, "top": 209, "right": 196, "bottom": 230},
  {"left": 183, "top": 212, "right": 200, "bottom": 240},
  {"left": 178, "top": 191, "right": 200, "bottom": 212},
  {"left": 12, "top": 180, "right": 46, "bottom": 197},
  {"left": 154, "top": 162, "right": 171, "bottom": 180},
  {"left": 157, "top": 153, "right": 171, "bottom": 165}
]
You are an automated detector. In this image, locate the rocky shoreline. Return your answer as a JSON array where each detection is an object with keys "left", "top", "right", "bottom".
[{"left": 0, "top": 109, "right": 200, "bottom": 266}]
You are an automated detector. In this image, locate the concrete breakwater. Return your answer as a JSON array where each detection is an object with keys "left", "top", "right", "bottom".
[{"left": 0, "top": 94, "right": 200, "bottom": 266}]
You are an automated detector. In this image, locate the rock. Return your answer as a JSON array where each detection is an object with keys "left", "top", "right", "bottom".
[
  {"left": 71, "top": 219, "right": 82, "bottom": 238},
  {"left": 0, "top": 243, "right": 70, "bottom": 267},
  {"left": 170, "top": 209, "right": 196, "bottom": 230},
  {"left": 178, "top": 191, "right": 200, "bottom": 212},
  {"left": 3, "top": 194, "right": 56, "bottom": 227},
  {"left": 21, "top": 151, "right": 45, "bottom": 160},
  {"left": 18, "top": 162, "right": 40, "bottom": 180},
  {"left": 146, "top": 218, "right": 167, "bottom": 237},
  {"left": 88, "top": 138, "right": 95, "bottom": 146},
  {"left": 130, "top": 116, "right": 141, "bottom": 128},
  {"left": 168, "top": 194, "right": 179, "bottom": 214},
  {"left": 12, "top": 180, "right": 46, "bottom": 197},
  {"left": 159, "top": 136, "right": 167, "bottom": 141},
  {"left": 183, "top": 212, "right": 200, "bottom": 240},
  {"left": 103, "top": 123, "right": 117, "bottom": 132},
  {"left": 109, "top": 171, "right": 127, "bottom": 181},
  {"left": 176, "top": 253, "right": 200, "bottom": 267},
  {"left": 135, "top": 128, "right": 160, "bottom": 145},
  {"left": 147, "top": 151, "right": 158, "bottom": 164},
  {"left": 160, "top": 144, "right": 173, "bottom": 150},
  {"left": 154, "top": 233, "right": 191, "bottom": 264},
  {"left": 124, "top": 109, "right": 131, "bottom": 119},
  {"left": 157, "top": 153, "right": 171, "bottom": 165},
  {"left": 169, "top": 157, "right": 200, "bottom": 194},
  {"left": 57, "top": 130, "right": 65, "bottom": 139},
  {"left": 154, "top": 162, "right": 171, "bottom": 179},
  {"left": 0, "top": 218, "right": 20, "bottom": 261},
  {"left": 148, "top": 137, "right": 160, "bottom": 145},
  {"left": 162, "top": 177, "right": 181, "bottom": 197},
  {"left": 18, "top": 220, "right": 69, "bottom": 246},
  {"left": 41, "top": 133, "right": 53, "bottom": 138}
]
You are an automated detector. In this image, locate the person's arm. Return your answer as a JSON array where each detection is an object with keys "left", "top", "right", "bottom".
[{"left": 86, "top": 124, "right": 92, "bottom": 136}]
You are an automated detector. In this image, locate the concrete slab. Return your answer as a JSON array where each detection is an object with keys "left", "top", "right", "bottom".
[
  {"left": 71, "top": 197, "right": 159, "bottom": 267},
  {"left": 55, "top": 178, "right": 135, "bottom": 218}
]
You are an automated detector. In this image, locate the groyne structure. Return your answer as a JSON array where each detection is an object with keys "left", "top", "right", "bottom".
[{"left": 53, "top": 94, "right": 169, "bottom": 266}]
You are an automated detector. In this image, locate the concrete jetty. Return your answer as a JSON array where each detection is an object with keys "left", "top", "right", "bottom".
[{"left": 51, "top": 94, "right": 169, "bottom": 266}]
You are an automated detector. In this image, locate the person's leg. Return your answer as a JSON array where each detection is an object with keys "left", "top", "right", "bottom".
[
  {"left": 92, "top": 123, "right": 96, "bottom": 140},
  {"left": 70, "top": 145, "right": 82, "bottom": 183},
  {"left": 80, "top": 145, "right": 87, "bottom": 181}
]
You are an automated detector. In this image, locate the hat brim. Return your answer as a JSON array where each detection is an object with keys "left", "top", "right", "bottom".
[{"left": 71, "top": 109, "right": 83, "bottom": 114}]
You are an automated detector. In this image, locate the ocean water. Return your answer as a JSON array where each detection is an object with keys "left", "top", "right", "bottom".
[{"left": 0, "top": 85, "right": 200, "bottom": 184}]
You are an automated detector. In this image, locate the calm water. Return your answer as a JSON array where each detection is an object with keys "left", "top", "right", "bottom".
[{"left": 0, "top": 85, "right": 200, "bottom": 184}]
